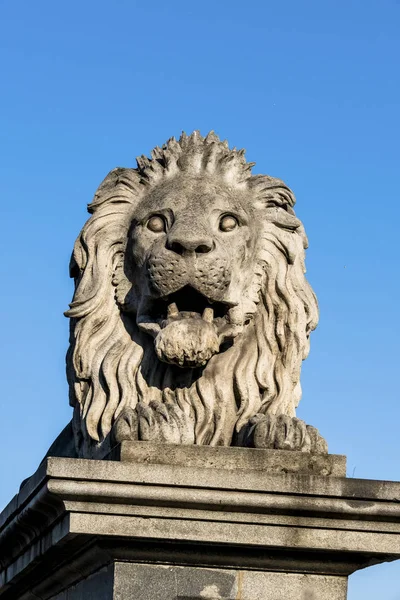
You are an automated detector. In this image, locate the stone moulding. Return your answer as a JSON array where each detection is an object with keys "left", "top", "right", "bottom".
[{"left": 1, "top": 450, "right": 400, "bottom": 599}]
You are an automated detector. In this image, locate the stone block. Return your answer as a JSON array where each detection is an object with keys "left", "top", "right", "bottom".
[
  {"left": 113, "top": 564, "right": 348, "bottom": 600},
  {"left": 107, "top": 441, "right": 346, "bottom": 476}
]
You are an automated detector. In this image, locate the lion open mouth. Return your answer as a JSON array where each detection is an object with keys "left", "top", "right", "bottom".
[
  {"left": 138, "top": 286, "right": 234, "bottom": 331},
  {"left": 158, "top": 286, "right": 231, "bottom": 327},
  {"left": 137, "top": 286, "right": 239, "bottom": 368}
]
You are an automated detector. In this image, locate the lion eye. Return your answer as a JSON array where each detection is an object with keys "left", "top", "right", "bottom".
[
  {"left": 147, "top": 215, "right": 166, "bottom": 233},
  {"left": 219, "top": 215, "right": 238, "bottom": 232}
]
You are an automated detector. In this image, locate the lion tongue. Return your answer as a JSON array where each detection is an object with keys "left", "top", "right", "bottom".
[{"left": 154, "top": 315, "right": 220, "bottom": 368}]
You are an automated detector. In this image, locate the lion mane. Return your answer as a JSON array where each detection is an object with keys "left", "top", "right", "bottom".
[{"left": 66, "top": 131, "right": 318, "bottom": 458}]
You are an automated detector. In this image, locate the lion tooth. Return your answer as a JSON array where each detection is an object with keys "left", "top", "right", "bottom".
[
  {"left": 167, "top": 302, "right": 179, "bottom": 317},
  {"left": 202, "top": 307, "right": 214, "bottom": 323}
]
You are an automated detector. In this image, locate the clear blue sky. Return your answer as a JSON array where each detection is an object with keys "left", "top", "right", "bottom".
[{"left": 0, "top": 1, "right": 399, "bottom": 597}]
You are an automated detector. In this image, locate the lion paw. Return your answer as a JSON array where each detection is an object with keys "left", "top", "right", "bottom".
[
  {"left": 112, "top": 401, "right": 195, "bottom": 445},
  {"left": 241, "top": 414, "right": 328, "bottom": 453}
]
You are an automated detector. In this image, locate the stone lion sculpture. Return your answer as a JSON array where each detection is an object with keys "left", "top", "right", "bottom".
[{"left": 64, "top": 131, "right": 327, "bottom": 459}]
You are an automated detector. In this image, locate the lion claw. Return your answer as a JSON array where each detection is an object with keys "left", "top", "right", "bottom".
[
  {"left": 239, "top": 414, "right": 328, "bottom": 453},
  {"left": 111, "top": 407, "right": 139, "bottom": 444}
]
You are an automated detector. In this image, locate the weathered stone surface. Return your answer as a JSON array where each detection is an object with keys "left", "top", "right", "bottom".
[
  {"left": 113, "top": 563, "right": 348, "bottom": 600},
  {"left": 63, "top": 131, "right": 326, "bottom": 459},
  {"left": 1, "top": 454, "right": 400, "bottom": 599},
  {"left": 48, "top": 563, "right": 348, "bottom": 600},
  {"left": 107, "top": 441, "right": 346, "bottom": 476}
]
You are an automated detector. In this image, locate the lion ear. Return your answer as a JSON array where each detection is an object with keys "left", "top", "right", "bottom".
[{"left": 88, "top": 167, "right": 142, "bottom": 214}]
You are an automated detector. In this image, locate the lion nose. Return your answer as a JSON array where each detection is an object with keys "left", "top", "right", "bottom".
[{"left": 166, "top": 233, "right": 215, "bottom": 256}]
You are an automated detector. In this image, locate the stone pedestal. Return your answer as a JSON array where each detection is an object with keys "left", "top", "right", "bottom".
[{"left": 1, "top": 443, "right": 400, "bottom": 599}]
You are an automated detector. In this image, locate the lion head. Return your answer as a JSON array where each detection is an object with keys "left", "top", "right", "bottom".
[{"left": 66, "top": 131, "right": 318, "bottom": 458}]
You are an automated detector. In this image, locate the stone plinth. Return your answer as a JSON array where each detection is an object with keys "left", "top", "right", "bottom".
[
  {"left": 107, "top": 440, "right": 347, "bottom": 476},
  {"left": 1, "top": 444, "right": 400, "bottom": 599}
]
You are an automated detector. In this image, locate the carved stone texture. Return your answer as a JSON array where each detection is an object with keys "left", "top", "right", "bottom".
[{"left": 65, "top": 131, "right": 324, "bottom": 459}]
